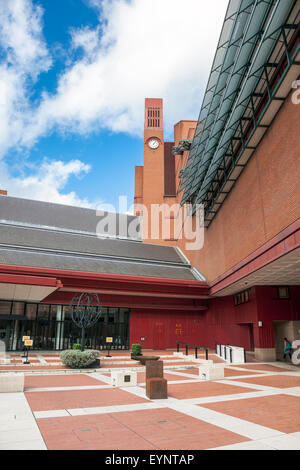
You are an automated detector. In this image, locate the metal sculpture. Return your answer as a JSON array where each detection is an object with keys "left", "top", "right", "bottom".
[{"left": 70, "top": 293, "right": 102, "bottom": 351}]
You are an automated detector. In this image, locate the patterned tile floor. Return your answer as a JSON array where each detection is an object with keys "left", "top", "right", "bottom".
[{"left": 1, "top": 351, "right": 300, "bottom": 450}]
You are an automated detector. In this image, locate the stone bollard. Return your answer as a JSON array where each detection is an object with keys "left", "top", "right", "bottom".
[
  {"left": 146, "top": 360, "right": 163, "bottom": 380},
  {"left": 145, "top": 360, "right": 167, "bottom": 399},
  {"left": 146, "top": 377, "right": 168, "bottom": 399}
]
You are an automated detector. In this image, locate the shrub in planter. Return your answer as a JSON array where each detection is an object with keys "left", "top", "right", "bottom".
[
  {"left": 60, "top": 349, "right": 100, "bottom": 369},
  {"left": 72, "top": 343, "right": 81, "bottom": 350},
  {"left": 131, "top": 344, "right": 142, "bottom": 357}
]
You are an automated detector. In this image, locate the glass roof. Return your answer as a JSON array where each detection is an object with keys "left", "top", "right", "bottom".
[{"left": 180, "top": 0, "right": 297, "bottom": 221}]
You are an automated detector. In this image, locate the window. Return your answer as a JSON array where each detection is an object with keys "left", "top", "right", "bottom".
[
  {"left": 147, "top": 108, "right": 161, "bottom": 128},
  {"left": 37, "top": 304, "right": 49, "bottom": 320},
  {"left": 11, "top": 302, "right": 25, "bottom": 316},
  {"left": 277, "top": 286, "right": 289, "bottom": 299},
  {"left": 119, "top": 308, "right": 129, "bottom": 323},
  {"left": 1, "top": 300, "right": 130, "bottom": 351},
  {"left": 26, "top": 304, "right": 37, "bottom": 319},
  {"left": 0, "top": 301, "right": 12, "bottom": 315},
  {"left": 108, "top": 308, "right": 118, "bottom": 323},
  {"left": 63, "top": 306, "right": 73, "bottom": 320},
  {"left": 98, "top": 307, "right": 107, "bottom": 322},
  {"left": 234, "top": 289, "right": 250, "bottom": 306}
]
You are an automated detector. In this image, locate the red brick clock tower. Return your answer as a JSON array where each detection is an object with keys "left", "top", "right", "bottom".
[
  {"left": 134, "top": 98, "right": 179, "bottom": 244},
  {"left": 134, "top": 99, "right": 165, "bottom": 242},
  {"left": 143, "top": 98, "right": 165, "bottom": 205}
]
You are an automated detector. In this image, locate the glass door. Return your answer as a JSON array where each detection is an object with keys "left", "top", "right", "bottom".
[{"left": 0, "top": 319, "right": 18, "bottom": 351}]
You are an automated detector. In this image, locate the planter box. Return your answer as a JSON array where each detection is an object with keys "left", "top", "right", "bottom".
[
  {"left": 91, "top": 359, "right": 101, "bottom": 369},
  {"left": 198, "top": 365, "right": 224, "bottom": 381},
  {"left": 0, "top": 374, "right": 24, "bottom": 392},
  {"left": 111, "top": 371, "right": 137, "bottom": 387},
  {"left": 173, "top": 352, "right": 184, "bottom": 358},
  {"left": 131, "top": 353, "right": 142, "bottom": 359}
]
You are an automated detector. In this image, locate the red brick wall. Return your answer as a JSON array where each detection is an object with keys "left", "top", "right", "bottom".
[
  {"left": 130, "top": 308, "right": 208, "bottom": 350},
  {"left": 130, "top": 286, "right": 300, "bottom": 350},
  {"left": 134, "top": 166, "right": 143, "bottom": 215},
  {"left": 255, "top": 285, "right": 300, "bottom": 348}
]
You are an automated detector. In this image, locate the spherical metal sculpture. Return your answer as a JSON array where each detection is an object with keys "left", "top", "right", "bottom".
[{"left": 70, "top": 293, "right": 102, "bottom": 351}]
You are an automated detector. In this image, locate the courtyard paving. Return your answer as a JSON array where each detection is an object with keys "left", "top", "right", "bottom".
[{"left": 1, "top": 351, "right": 300, "bottom": 450}]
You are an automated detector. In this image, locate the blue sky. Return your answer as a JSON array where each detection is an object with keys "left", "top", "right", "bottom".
[{"left": 0, "top": 0, "right": 228, "bottom": 211}]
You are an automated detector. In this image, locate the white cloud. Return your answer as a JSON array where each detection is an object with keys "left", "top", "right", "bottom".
[
  {"left": 0, "top": 0, "right": 102, "bottom": 208},
  {"left": 24, "top": 0, "right": 229, "bottom": 141},
  {"left": 0, "top": 159, "right": 104, "bottom": 208},
  {"left": 0, "top": 0, "right": 51, "bottom": 155},
  {"left": 0, "top": 0, "right": 50, "bottom": 74},
  {"left": 0, "top": 0, "right": 229, "bottom": 207}
]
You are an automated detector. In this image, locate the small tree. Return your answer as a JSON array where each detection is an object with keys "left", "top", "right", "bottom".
[
  {"left": 132, "top": 344, "right": 142, "bottom": 356},
  {"left": 70, "top": 293, "right": 102, "bottom": 351}
]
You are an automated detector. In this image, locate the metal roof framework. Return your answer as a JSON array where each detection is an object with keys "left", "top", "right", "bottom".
[
  {"left": 180, "top": 0, "right": 259, "bottom": 193},
  {"left": 179, "top": 0, "right": 300, "bottom": 227}
]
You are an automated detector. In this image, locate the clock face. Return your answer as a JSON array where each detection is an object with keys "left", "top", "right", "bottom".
[{"left": 148, "top": 138, "right": 159, "bottom": 149}]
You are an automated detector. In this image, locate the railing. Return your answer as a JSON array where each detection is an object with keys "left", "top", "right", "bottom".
[
  {"left": 215, "top": 342, "right": 246, "bottom": 363},
  {"left": 176, "top": 341, "right": 210, "bottom": 360}
]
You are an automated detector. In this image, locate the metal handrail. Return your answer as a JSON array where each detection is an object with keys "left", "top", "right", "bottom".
[
  {"left": 215, "top": 342, "right": 247, "bottom": 363},
  {"left": 176, "top": 341, "right": 210, "bottom": 360}
]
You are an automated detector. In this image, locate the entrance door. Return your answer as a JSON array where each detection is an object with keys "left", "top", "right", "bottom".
[
  {"left": 248, "top": 323, "right": 254, "bottom": 351},
  {"left": 0, "top": 319, "right": 14, "bottom": 351},
  {"left": 273, "top": 321, "right": 293, "bottom": 361},
  {"left": 237, "top": 323, "right": 255, "bottom": 351}
]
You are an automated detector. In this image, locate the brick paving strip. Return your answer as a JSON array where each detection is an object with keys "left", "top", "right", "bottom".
[{"left": 2, "top": 352, "right": 226, "bottom": 369}]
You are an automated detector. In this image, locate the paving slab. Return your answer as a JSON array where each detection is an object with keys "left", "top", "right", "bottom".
[
  {"left": 230, "top": 364, "right": 296, "bottom": 373},
  {"left": 231, "top": 375, "right": 300, "bottom": 389},
  {"left": 24, "top": 374, "right": 107, "bottom": 389},
  {"left": 36, "top": 407, "right": 249, "bottom": 450},
  {"left": 166, "top": 381, "right": 257, "bottom": 400},
  {"left": 25, "top": 387, "right": 149, "bottom": 412},
  {"left": 202, "top": 394, "right": 300, "bottom": 434}
]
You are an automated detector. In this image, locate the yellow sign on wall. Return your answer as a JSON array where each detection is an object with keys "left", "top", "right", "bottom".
[
  {"left": 106, "top": 337, "right": 113, "bottom": 343},
  {"left": 24, "top": 340, "right": 33, "bottom": 346},
  {"left": 22, "top": 336, "right": 30, "bottom": 341}
]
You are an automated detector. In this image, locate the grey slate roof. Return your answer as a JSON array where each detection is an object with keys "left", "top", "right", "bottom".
[
  {"left": 0, "top": 196, "right": 196, "bottom": 280},
  {"left": 0, "top": 247, "right": 196, "bottom": 280},
  {"left": 0, "top": 224, "right": 185, "bottom": 265},
  {"left": 0, "top": 195, "right": 141, "bottom": 240}
]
